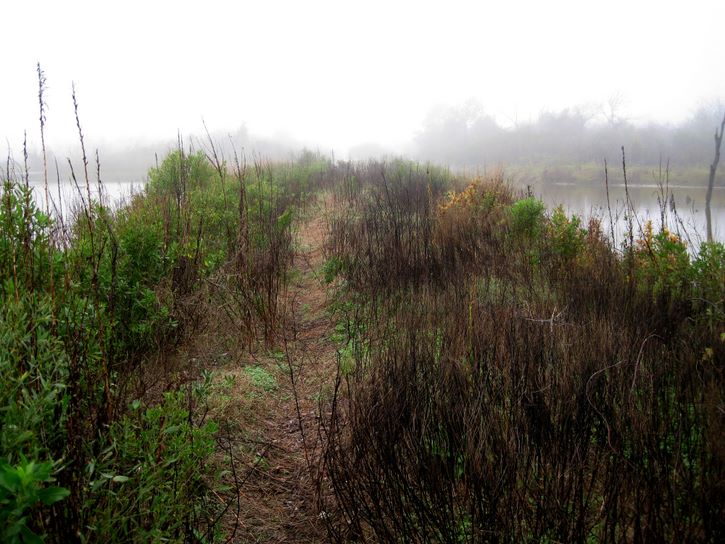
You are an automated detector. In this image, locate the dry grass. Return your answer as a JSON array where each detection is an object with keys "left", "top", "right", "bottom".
[{"left": 319, "top": 163, "right": 724, "bottom": 543}]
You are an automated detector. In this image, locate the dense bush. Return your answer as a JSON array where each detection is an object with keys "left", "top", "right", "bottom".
[
  {"left": 322, "top": 165, "right": 725, "bottom": 542},
  {"left": 509, "top": 195, "right": 545, "bottom": 242},
  {"left": 1, "top": 457, "right": 69, "bottom": 544},
  {"left": 82, "top": 392, "right": 218, "bottom": 542},
  {"left": 3, "top": 133, "right": 723, "bottom": 542},
  {"left": 0, "top": 143, "right": 305, "bottom": 541}
]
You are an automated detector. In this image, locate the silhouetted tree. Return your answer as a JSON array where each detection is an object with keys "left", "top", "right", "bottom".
[{"left": 706, "top": 113, "right": 725, "bottom": 242}]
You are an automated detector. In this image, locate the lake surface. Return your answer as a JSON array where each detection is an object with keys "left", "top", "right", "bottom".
[
  {"left": 534, "top": 182, "right": 725, "bottom": 249},
  {"left": 24, "top": 172, "right": 145, "bottom": 219}
]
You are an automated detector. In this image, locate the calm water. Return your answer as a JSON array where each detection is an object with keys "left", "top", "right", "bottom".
[
  {"left": 25, "top": 174, "right": 144, "bottom": 218},
  {"left": 535, "top": 182, "right": 725, "bottom": 248}
]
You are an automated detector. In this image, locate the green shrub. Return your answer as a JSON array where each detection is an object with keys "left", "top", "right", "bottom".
[
  {"left": 147, "top": 150, "right": 215, "bottom": 195},
  {"left": 1, "top": 149, "right": 227, "bottom": 541},
  {"left": 635, "top": 224, "right": 691, "bottom": 299},
  {"left": 0, "top": 181, "right": 53, "bottom": 298},
  {"left": 0, "top": 457, "right": 69, "bottom": 544},
  {"left": 102, "top": 212, "right": 175, "bottom": 356},
  {"left": 509, "top": 196, "right": 545, "bottom": 241},
  {"left": 691, "top": 241, "right": 725, "bottom": 327},
  {"left": 548, "top": 205, "right": 585, "bottom": 260},
  {"left": 82, "top": 392, "right": 218, "bottom": 542},
  {"left": 322, "top": 256, "right": 345, "bottom": 284},
  {"left": 0, "top": 296, "right": 68, "bottom": 463}
]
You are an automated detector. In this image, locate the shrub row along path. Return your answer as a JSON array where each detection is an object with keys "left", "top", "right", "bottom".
[{"left": 210, "top": 196, "right": 336, "bottom": 543}]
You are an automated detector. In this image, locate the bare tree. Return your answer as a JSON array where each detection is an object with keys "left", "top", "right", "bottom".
[
  {"left": 705, "top": 113, "right": 725, "bottom": 242},
  {"left": 601, "top": 92, "right": 627, "bottom": 127}
]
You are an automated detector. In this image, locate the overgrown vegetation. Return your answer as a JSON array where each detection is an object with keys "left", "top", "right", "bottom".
[
  {"left": 2, "top": 76, "right": 723, "bottom": 543},
  {"left": 321, "top": 162, "right": 725, "bottom": 542},
  {"left": 0, "top": 73, "right": 319, "bottom": 540}
]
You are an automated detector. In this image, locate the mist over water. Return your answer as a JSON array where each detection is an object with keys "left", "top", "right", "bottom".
[
  {"left": 21, "top": 156, "right": 725, "bottom": 249},
  {"left": 15, "top": 101, "right": 725, "bottom": 247},
  {"left": 27, "top": 177, "right": 143, "bottom": 218},
  {"left": 3, "top": 1, "right": 724, "bottom": 244}
]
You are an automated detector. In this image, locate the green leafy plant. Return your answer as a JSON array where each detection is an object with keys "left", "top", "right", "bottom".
[
  {"left": 0, "top": 457, "right": 69, "bottom": 544},
  {"left": 509, "top": 196, "right": 545, "bottom": 241},
  {"left": 321, "top": 256, "right": 345, "bottom": 284},
  {"left": 635, "top": 222, "right": 691, "bottom": 299},
  {"left": 244, "top": 366, "right": 277, "bottom": 392},
  {"left": 83, "top": 392, "right": 218, "bottom": 542},
  {"left": 691, "top": 241, "right": 725, "bottom": 329},
  {"left": 548, "top": 205, "right": 585, "bottom": 260}
]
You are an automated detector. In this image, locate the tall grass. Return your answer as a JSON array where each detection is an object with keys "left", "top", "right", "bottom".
[
  {"left": 0, "top": 79, "right": 313, "bottom": 541},
  {"left": 321, "top": 163, "right": 725, "bottom": 542}
]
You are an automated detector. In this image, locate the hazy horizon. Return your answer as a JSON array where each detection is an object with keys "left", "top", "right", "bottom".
[{"left": 3, "top": 0, "right": 724, "bottom": 158}]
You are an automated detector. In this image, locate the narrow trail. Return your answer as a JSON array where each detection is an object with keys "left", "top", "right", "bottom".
[{"left": 211, "top": 195, "right": 338, "bottom": 543}]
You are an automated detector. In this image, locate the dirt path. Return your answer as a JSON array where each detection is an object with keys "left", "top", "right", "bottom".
[{"left": 208, "top": 195, "right": 338, "bottom": 543}]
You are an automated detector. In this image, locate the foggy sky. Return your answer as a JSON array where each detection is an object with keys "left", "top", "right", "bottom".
[{"left": 2, "top": 0, "right": 724, "bottom": 156}]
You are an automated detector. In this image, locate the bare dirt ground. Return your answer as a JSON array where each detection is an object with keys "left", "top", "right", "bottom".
[{"left": 202, "top": 195, "right": 339, "bottom": 543}]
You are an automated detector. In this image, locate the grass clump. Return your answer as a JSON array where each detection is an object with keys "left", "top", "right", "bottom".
[{"left": 244, "top": 366, "right": 278, "bottom": 392}]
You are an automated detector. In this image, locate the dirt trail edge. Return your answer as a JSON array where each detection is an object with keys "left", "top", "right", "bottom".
[{"left": 208, "top": 195, "right": 337, "bottom": 543}]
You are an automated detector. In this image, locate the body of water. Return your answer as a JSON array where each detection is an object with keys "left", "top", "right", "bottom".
[
  {"left": 24, "top": 173, "right": 145, "bottom": 219},
  {"left": 536, "top": 182, "right": 725, "bottom": 248}
]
